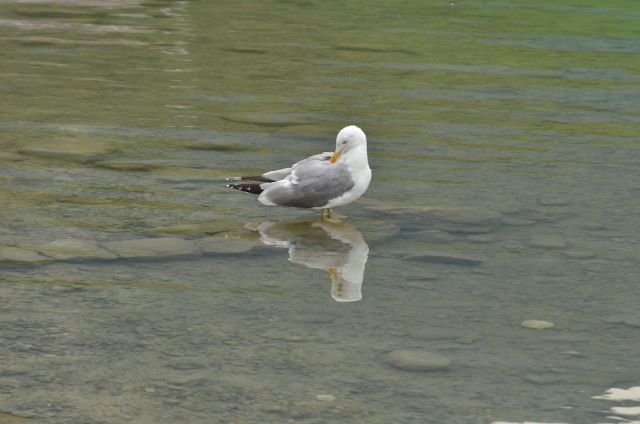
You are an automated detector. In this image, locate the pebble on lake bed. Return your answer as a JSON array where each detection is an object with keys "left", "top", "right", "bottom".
[
  {"left": 521, "top": 320, "right": 555, "bottom": 330},
  {"left": 383, "top": 350, "right": 451, "bottom": 371},
  {"left": 39, "top": 239, "right": 118, "bottom": 261},
  {"left": 316, "top": 394, "right": 336, "bottom": 402},
  {"left": 149, "top": 221, "right": 241, "bottom": 236},
  {"left": 195, "top": 236, "right": 254, "bottom": 254}
]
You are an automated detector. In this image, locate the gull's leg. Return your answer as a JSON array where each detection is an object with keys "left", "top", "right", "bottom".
[
  {"left": 320, "top": 208, "right": 326, "bottom": 221},
  {"left": 327, "top": 208, "right": 332, "bottom": 219}
]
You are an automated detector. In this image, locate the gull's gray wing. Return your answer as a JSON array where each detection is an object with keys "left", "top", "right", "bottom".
[
  {"left": 262, "top": 167, "right": 292, "bottom": 181},
  {"left": 262, "top": 152, "right": 332, "bottom": 182},
  {"left": 259, "top": 153, "right": 354, "bottom": 208}
]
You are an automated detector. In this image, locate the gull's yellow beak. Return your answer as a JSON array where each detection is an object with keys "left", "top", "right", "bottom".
[{"left": 330, "top": 148, "right": 343, "bottom": 164}]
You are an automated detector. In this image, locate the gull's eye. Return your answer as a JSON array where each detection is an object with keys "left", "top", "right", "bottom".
[{"left": 342, "top": 140, "right": 347, "bottom": 145}]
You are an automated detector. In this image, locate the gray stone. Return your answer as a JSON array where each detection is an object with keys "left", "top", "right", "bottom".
[
  {"left": 195, "top": 236, "right": 254, "bottom": 254},
  {"left": 383, "top": 350, "right": 451, "bottom": 371},
  {"left": 103, "top": 237, "right": 201, "bottom": 259},
  {"left": 521, "top": 320, "right": 555, "bottom": 329},
  {"left": 38, "top": 239, "right": 117, "bottom": 261}
]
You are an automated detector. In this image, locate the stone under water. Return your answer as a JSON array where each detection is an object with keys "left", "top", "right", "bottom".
[
  {"left": 103, "top": 237, "right": 201, "bottom": 259},
  {"left": 521, "top": 320, "right": 555, "bottom": 330},
  {"left": 383, "top": 350, "right": 451, "bottom": 371}
]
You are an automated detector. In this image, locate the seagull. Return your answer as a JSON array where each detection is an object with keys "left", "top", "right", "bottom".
[{"left": 226, "top": 125, "right": 371, "bottom": 219}]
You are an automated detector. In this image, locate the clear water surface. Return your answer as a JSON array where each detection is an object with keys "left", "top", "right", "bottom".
[{"left": 1, "top": 1, "right": 639, "bottom": 423}]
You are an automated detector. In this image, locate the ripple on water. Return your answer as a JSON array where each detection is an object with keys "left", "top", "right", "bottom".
[
  {"left": 405, "top": 251, "right": 483, "bottom": 266},
  {"left": 527, "top": 234, "right": 567, "bottom": 250}
]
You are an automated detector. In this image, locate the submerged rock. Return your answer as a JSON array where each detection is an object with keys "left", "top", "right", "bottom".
[
  {"left": 383, "top": 350, "right": 451, "bottom": 371},
  {"left": 18, "top": 137, "right": 116, "bottom": 161},
  {"left": 195, "top": 236, "right": 254, "bottom": 254},
  {"left": 103, "top": 237, "right": 200, "bottom": 259},
  {"left": 38, "top": 239, "right": 118, "bottom": 261},
  {"left": 148, "top": 221, "right": 241, "bottom": 236},
  {"left": 521, "top": 320, "right": 555, "bottom": 330},
  {"left": 605, "top": 315, "right": 640, "bottom": 328},
  {"left": 0, "top": 246, "right": 50, "bottom": 264}
]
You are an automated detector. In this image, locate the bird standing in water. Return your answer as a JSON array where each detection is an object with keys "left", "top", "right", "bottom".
[{"left": 226, "top": 125, "right": 371, "bottom": 219}]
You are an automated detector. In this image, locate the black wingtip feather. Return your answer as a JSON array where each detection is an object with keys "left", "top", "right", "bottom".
[
  {"left": 240, "top": 175, "right": 275, "bottom": 183},
  {"left": 226, "top": 181, "right": 264, "bottom": 195}
]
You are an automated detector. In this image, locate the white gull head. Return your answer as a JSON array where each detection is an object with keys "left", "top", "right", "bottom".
[{"left": 335, "top": 125, "right": 367, "bottom": 153}]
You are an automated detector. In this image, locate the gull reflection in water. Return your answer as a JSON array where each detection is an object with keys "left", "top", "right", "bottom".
[{"left": 250, "top": 220, "right": 369, "bottom": 302}]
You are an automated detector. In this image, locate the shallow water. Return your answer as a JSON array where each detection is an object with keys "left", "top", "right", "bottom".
[{"left": 1, "top": 1, "right": 639, "bottom": 423}]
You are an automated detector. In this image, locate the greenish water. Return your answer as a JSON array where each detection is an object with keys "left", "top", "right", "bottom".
[{"left": 1, "top": 1, "right": 639, "bottom": 423}]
